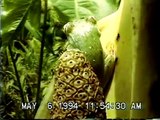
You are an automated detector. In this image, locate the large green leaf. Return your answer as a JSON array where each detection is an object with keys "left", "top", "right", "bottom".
[
  {"left": 28, "top": 0, "right": 41, "bottom": 30},
  {"left": 1, "top": 0, "right": 36, "bottom": 46},
  {"left": 25, "top": 20, "right": 42, "bottom": 40},
  {"left": 49, "top": 6, "right": 69, "bottom": 25},
  {"left": 25, "top": 0, "right": 42, "bottom": 40},
  {"left": 48, "top": 0, "right": 120, "bottom": 20}
]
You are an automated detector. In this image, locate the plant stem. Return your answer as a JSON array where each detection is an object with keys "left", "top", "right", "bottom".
[
  {"left": 34, "top": 0, "right": 48, "bottom": 116},
  {"left": 8, "top": 44, "right": 28, "bottom": 119}
]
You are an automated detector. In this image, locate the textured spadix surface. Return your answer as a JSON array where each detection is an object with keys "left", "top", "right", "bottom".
[{"left": 50, "top": 49, "right": 106, "bottom": 119}]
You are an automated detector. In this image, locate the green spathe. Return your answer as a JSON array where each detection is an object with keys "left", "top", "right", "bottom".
[{"left": 63, "top": 17, "right": 104, "bottom": 81}]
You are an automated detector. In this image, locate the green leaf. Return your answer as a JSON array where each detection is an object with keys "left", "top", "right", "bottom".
[
  {"left": 26, "top": 0, "right": 42, "bottom": 40},
  {"left": 49, "top": 6, "right": 69, "bottom": 25},
  {"left": 28, "top": 0, "right": 41, "bottom": 29},
  {"left": 93, "top": 0, "right": 121, "bottom": 19},
  {"left": 1, "top": 0, "right": 36, "bottom": 46},
  {"left": 25, "top": 21, "right": 42, "bottom": 40},
  {"left": 48, "top": 0, "right": 120, "bottom": 20}
]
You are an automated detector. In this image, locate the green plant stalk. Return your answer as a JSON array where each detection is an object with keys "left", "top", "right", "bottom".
[
  {"left": 106, "top": 0, "right": 159, "bottom": 118},
  {"left": 8, "top": 44, "right": 28, "bottom": 119},
  {"left": 34, "top": 77, "right": 56, "bottom": 119},
  {"left": 130, "top": 0, "right": 159, "bottom": 118},
  {"left": 34, "top": 0, "right": 47, "bottom": 116}
]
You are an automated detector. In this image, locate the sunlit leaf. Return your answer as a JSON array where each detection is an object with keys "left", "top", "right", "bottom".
[
  {"left": 26, "top": 0, "right": 42, "bottom": 40},
  {"left": 25, "top": 21, "right": 42, "bottom": 40},
  {"left": 2, "top": 0, "right": 36, "bottom": 46},
  {"left": 28, "top": 0, "right": 41, "bottom": 29},
  {"left": 48, "top": 0, "right": 120, "bottom": 20},
  {"left": 49, "top": 6, "right": 69, "bottom": 25}
]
